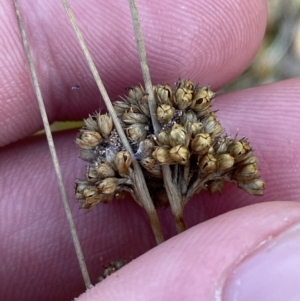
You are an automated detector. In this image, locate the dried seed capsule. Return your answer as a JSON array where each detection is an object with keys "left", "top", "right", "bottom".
[
  {"left": 238, "top": 178, "right": 265, "bottom": 195},
  {"left": 157, "top": 131, "right": 170, "bottom": 145},
  {"left": 234, "top": 164, "right": 258, "bottom": 181},
  {"left": 80, "top": 149, "right": 97, "bottom": 162},
  {"left": 98, "top": 178, "right": 118, "bottom": 194},
  {"left": 169, "top": 124, "right": 187, "bottom": 147},
  {"left": 186, "top": 122, "right": 203, "bottom": 137},
  {"left": 191, "top": 133, "right": 212, "bottom": 154},
  {"left": 115, "top": 151, "right": 132, "bottom": 174},
  {"left": 83, "top": 185, "right": 98, "bottom": 198},
  {"left": 174, "top": 87, "right": 193, "bottom": 109},
  {"left": 180, "top": 110, "right": 197, "bottom": 124},
  {"left": 157, "top": 104, "right": 175, "bottom": 123},
  {"left": 176, "top": 79, "right": 194, "bottom": 90},
  {"left": 169, "top": 145, "right": 190, "bottom": 165},
  {"left": 95, "top": 163, "right": 115, "bottom": 179},
  {"left": 214, "top": 136, "right": 229, "bottom": 153},
  {"left": 86, "top": 166, "right": 99, "bottom": 182},
  {"left": 122, "top": 111, "right": 148, "bottom": 125},
  {"left": 239, "top": 153, "right": 259, "bottom": 165},
  {"left": 76, "top": 130, "right": 102, "bottom": 149},
  {"left": 199, "top": 153, "right": 217, "bottom": 174},
  {"left": 135, "top": 139, "right": 155, "bottom": 160},
  {"left": 152, "top": 146, "right": 174, "bottom": 164},
  {"left": 155, "top": 84, "right": 173, "bottom": 104},
  {"left": 97, "top": 114, "right": 113, "bottom": 139},
  {"left": 216, "top": 154, "right": 235, "bottom": 171},
  {"left": 75, "top": 180, "right": 90, "bottom": 199},
  {"left": 191, "top": 86, "right": 215, "bottom": 112},
  {"left": 126, "top": 124, "right": 148, "bottom": 142},
  {"left": 228, "top": 140, "right": 251, "bottom": 159},
  {"left": 84, "top": 115, "right": 99, "bottom": 131},
  {"left": 83, "top": 196, "right": 102, "bottom": 209},
  {"left": 105, "top": 146, "right": 117, "bottom": 166},
  {"left": 203, "top": 115, "right": 222, "bottom": 137},
  {"left": 207, "top": 180, "right": 224, "bottom": 194},
  {"left": 127, "top": 86, "right": 144, "bottom": 103},
  {"left": 113, "top": 100, "right": 130, "bottom": 115},
  {"left": 138, "top": 95, "right": 150, "bottom": 117},
  {"left": 140, "top": 157, "right": 156, "bottom": 170}
]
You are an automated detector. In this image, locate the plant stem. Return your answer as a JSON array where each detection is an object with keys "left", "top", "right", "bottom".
[
  {"left": 13, "top": 0, "right": 92, "bottom": 288},
  {"left": 60, "top": 0, "right": 164, "bottom": 244},
  {"left": 128, "top": 0, "right": 186, "bottom": 233}
]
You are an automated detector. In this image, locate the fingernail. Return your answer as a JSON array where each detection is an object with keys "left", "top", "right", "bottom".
[{"left": 222, "top": 223, "right": 300, "bottom": 301}]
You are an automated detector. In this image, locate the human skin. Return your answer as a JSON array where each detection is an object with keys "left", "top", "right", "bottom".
[{"left": 1, "top": 0, "right": 300, "bottom": 300}]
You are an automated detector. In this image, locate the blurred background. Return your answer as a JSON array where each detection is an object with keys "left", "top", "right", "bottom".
[
  {"left": 46, "top": 0, "right": 300, "bottom": 132},
  {"left": 224, "top": 0, "right": 300, "bottom": 91}
]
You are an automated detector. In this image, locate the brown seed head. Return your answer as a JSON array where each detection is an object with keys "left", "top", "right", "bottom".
[
  {"left": 80, "top": 149, "right": 96, "bottom": 162},
  {"left": 240, "top": 153, "right": 259, "bottom": 165},
  {"left": 83, "top": 185, "right": 98, "bottom": 198},
  {"left": 122, "top": 110, "right": 148, "bottom": 125},
  {"left": 215, "top": 137, "right": 229, "bottom": 153},
  {"left": 115, "top": 151, "right": 132, "bottom": 174},
  {"left": 156, "top": 85, "right": 173, "bottom": 105},
  {"left": 84, "top": 195, "right": 102, "bottom": 209},
  {"left": 95, "top": 163, "right": 115, "bottom": 179},
  {"left": 169, "top": 145, "right": 190, "bottom": 165},
  {"left": 202, "top": 116, "right": 222, "bottom": 138},
  {"left": 190, "top": 86, "right": 214, "bottom": 112},
  {"left": 180, "top": 109, "right": 198, "bottom": 124},
  {"left": 191, "top": 133, "right": 212, "bottom": 154},
  {"left": 127, "top": 86, "right": 144, "bottom": 102},
  {"left": 176, "top": 79, "right": 194, "bottom": 90},
  {"left": 136, "top": 139, "right": 156, "bottom": 159},
  {"left": 152, "top": 146, "right": 174, "bottom": 164},
  {"left": 228, "top": 140, "right": 251, "bottom": 159},
  {"left": 199, "top": 153, "right": 217, "bottom": 174},
  {"left": 234, "top": 164, "right": 258, "bottom": 181},
  {"left": 216, "top": 153, "right": 235, "bottom": 171},
  {"left": 169, "top": 123, "right": 187, "bottom": 147},
  {"left": 84, "top": 115, "right": 99, "bottom": 131},
  {"left": 138, "top": 95, "right": 151, "bottom": 117},
  {"left": 157, "top": 131, "right": 170, "bottom": 145},
  {"left": 174, "top": 87, "right": 193, "bottom": 110},
  {"left": 186, "top": 121, "right": 203, "bottom": 137},
  {"left": 238, "top": 178, "right": 265, "bottom": 195},
  {"left": 98, "top": 178, "right": 118, "bottom": 195},
  {"left": 97, "top": 114, "right": 113, "bottom": 139},
  {"left": 86, "top": 166, "right": 99, "bottom": 182},
  {"left": 76, "top": 130, "right": 102, "bottom": 149},
  {"left": 157, "top": 104, "right": 175, "bottom": 123},
  {"left": 75, "top": 180, "right": 89, "bottom": 199},
  {"left": 113, "top": 100, "right": 130, "bottom": 115},
  {"left": 140, "top": 157, "right": 156, "bottom": 170},
  {"left": 126, "top": 124, "right": 148, "bottom": 142}
]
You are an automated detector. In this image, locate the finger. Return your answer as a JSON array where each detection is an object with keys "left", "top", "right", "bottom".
[
  {"left": 1, "top": 0, "right": 267, "bottom": 146},
  {"left": 1, "top": 78, "right": 300, "bottom": 301},
  {"left": 76, "top": 201, "right": 300, "bottom": 301}
]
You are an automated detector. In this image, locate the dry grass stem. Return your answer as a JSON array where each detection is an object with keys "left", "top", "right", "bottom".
[
  {"left": 13, "top": 0, "right": 91, "bottom": 289},
  {"left": 128, "top": 0, "right": 186, "bottom": 232},
  {"left": 61, "top": 0, "right": 164, "bottom": 244}
]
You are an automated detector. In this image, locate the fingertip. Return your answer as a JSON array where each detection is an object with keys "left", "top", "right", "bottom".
[{"left": 75, "top": 201, "right": 300, "bottom": 301}]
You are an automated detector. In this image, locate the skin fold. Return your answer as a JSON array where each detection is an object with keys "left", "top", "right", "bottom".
[{"left": 1, "top": 0, "right": 300, "bottom": 300}]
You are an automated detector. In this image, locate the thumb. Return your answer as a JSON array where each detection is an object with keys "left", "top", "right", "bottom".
[{"left": 75, "top": 201, "right": 300, "bottom": 301}]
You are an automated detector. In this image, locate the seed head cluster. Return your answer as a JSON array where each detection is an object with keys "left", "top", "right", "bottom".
[{"left": 75, "top": 79, "right": 264, "bottom": 209}]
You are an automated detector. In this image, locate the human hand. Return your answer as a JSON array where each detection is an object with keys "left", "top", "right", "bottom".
[{"left": 1, "top": 0, "right": 300, "bottom": 300}]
